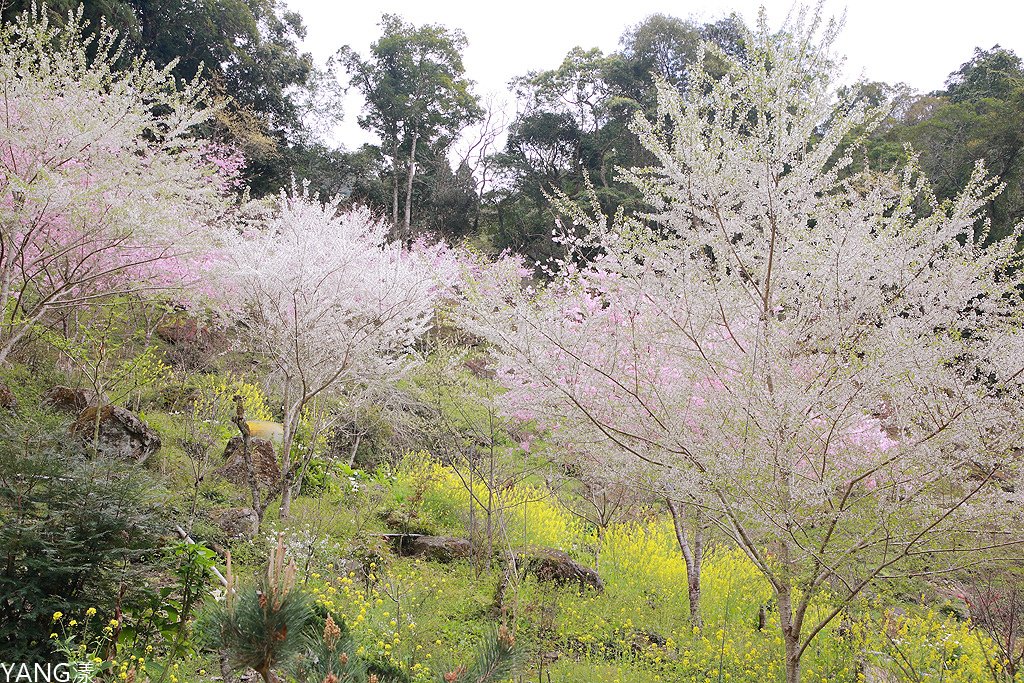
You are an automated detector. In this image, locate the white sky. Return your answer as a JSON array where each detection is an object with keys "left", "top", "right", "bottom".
[{"left": 286, "top": 0, "right": 1024, "bottom": 150}]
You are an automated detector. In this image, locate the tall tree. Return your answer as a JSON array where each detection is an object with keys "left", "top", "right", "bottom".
[
  {"left": 0, "top": 7, "right": 230, "bottom": 365},
  {"left": 947, "top": 45, "right": 1023, "bottom": 103},
  {"left": 492, "top": 13, "right": 746, "bottom": 264},
  {"left": 221, "top": 189, "right": 446, "bottom": 520},
  {"left": 861, "top": 46, "right": 1024, "bottom": 243},
  {"left": 462, "top": 7, "right": 1024, "bottom": 682},
  {"left": 340, "top": 14, "right": 480, "bottom": 240}
]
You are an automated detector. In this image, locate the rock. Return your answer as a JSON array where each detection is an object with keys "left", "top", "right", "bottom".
[
  {"left": 380, "top": 508, "right": 434, "bottom": 536},
  {"left": 156, "top": 320, "right": 225, "bottom": 372},
  {"left": 861, "top": 663, "right": 898, "bottom": 683},
  {"left": 0, "top": 382, "right": 16, "bottom": 411},
  {"left": 42, "top": 385, "right": 91, "bottom": 413},
  {"left": 521, "top": 547, "right": 603, "bottom": 593},
  {"left": 69, "top": 405, "right": 161, "bottom": 463},
  {"left": 462, "top": 356, "right": 495, "bottom": 379},
  {"left": 213, "top": 436, "right": 281, "bottom": 494},
  {"left": 391, "top": 535, "right": 471, "bottom": 563},
  {"left": 156, "top": 319, "right": 206, "bottom": 345},
  {"left": 209, "top": 507, "right": 259, "bottom": 540},
  {"left": 628, "top": 629, "right": 667, "bottom": 654}
]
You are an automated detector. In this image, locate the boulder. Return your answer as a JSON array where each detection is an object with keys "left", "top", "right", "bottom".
[
  {"left": 209, "top": 507, "right": 259, "bottom": 540},
  {"left": 155, "top": 319, "right": 209, "bottom": 345},
  {"left": 0, "top": 382, "right": 16, "bottom": 411},
  {"left": 390, "top": 534, "right": 471, "bottom": 563},
  {"left": 521, "top": 547, "right": 603, "bottom": 593},
  {"left": 213, "top": 435, "right": 281, "bottom": 494},
  {"left": 462, "top": 356, "right": 495, "bottom": 379},
  {"left": 69, "top": 405, "right": 161, "bottom": 463},
  {"left": 42, "top": 385, "right": 91, "bottom": 414}
]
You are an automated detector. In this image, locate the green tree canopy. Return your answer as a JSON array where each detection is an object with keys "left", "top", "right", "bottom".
[{"left": 340, "top": 14, "right": 481, "bottom": 239}]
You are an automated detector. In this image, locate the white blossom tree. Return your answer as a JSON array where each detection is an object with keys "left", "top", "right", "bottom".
[
  {"left": 460, "top": 7, "right": 1024, "bottom": 682},
  {"left": 0, "top": 8, "right": 234, "bottom": 364},
  {"left": 224, "top": 189, "right": 445, "bottom": 519}
]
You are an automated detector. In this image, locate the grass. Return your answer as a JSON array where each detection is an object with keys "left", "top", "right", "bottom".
[{"left": 12, "top": 359, "right": 1016, "bottom": 683}]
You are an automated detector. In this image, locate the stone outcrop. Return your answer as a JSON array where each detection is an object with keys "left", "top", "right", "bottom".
[
  {"left": 388, "top": 534, "right": 472, "bottom": 563},
  {"left": 213, "top": 435, "right": 281, "bottom": 494},
  {"left": 209, "top": 507, "right": 259, "bottom": 540},
  {"left": 0, "top": 382, "right": 16, "bottom": 411},
  {"left": 42, "top": 385, "right": 91, "bottom": 413},
  {"left": 69, "top": 405, "right": 161, "bottom": 463},
  {"left": 521, "top": 547, "right": 603, "bottom": 593}
]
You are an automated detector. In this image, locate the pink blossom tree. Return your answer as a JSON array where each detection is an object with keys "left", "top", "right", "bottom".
[
  {"left": 223, "top": 187, "right": 446, "bottom": 520},
  {"left": 0, "top": 8, "right": 234, "bottom": 364},
  {"left": 460, "top": 7, "right": 1024, "bottom": 682}
]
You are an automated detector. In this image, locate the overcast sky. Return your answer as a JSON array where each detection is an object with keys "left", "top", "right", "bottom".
[{"left": 286, "top": 0, "right": 1024, "bottom": 149}]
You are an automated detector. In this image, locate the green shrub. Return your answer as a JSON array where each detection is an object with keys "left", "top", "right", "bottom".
[
  {"left": 0, "top": 416, "right": 163, "bottom": 659},
  {"left": 202, "top": 536, "right": 314, "bottom": 683}
]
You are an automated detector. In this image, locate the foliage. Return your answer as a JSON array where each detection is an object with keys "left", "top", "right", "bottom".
[
  {"left": 176, "top": 372, "right": 274, "bottom": 427},
  {"left": 489, "top": 13, "right": 746, "bottom": 263},
  {"left": 4, "top": 5, "right": 1024, "bottom": 683},
  {"left": 861, "top": 46, "right": 1024, "bottom": 244},
  {"left": 434, "top": 624, "right": 516, "bottom": 683},
  {"left": 291, "top": 613, "right": 373, "bottom": 682},
  {"left": 40, "top": 304, "right": 171, "bottom": 410},
  {"left": 339, "top": 14, "right": 481, "bottom": 238},
  {"left": 48, "top": 541, "right": 217, "bottom": 680},
  {"left": 393, "top": 455, "right": 589, "bottom": 552},
  {"left": 0, "top": 416, "right": 163, "bottom": 659},
  {"left": 0, "top": 0, "right": 350, "bottom": 197},
  {"left": 204, "top": 536, "right": 313, "bottom": 683}
]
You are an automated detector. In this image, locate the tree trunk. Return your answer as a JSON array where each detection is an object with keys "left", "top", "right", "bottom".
[
  {"left": 233, "top": 395, "right": 262, "bottom": 525},
  {"left": 783, "top": 632, "right": 801, "bottom": 683},
  {"left": 218, "top": 651, "right": 234, "bottom": 683},
  {"left": 777, "top": 576, "right": 801, "bottom": 683},
  {"left": 255, "top": 662, "right": 276, "bottom": 683},
  {"left": 486, "top": 438, "right": 495, "bottom": 570},
  {"left": 279, "top": 389, "right": 297, "bottom": 521},
  {"left": 403, "top": 128, "right": 419, "bottom": 241},
  {"left": 346, "top": 432, "right": 362, "bottom": 468},
  {"left": 391, "top": 136, "right": 400, "bottom": 234},
  {"left": 667, "top": 498, "right": 705, "bottom": 628},
  {"left": 279, "top": 432, "right": 293, "bottom": 521}
]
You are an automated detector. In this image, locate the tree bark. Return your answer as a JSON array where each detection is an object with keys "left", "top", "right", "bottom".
[
  {"left": 232, "top": 395, "right": 263, "bottom": 525},
  {"left": 667, "top": 498, "right": 705, "bottom": 628},
  {"left": 776, "top": 544, "right": 801, "bottom": 683},
  {"left": 783, "top": 625, "right": 801, "bottom": 683},
  {"left": 403, "top": 127, "right": 420, "bottom": 240},
  {"left": 346, "top": 432, "right": 362, "bottom": 468},
  {"left": 391, "top": 136, "right": 400, "bottom": 233},
  {"left": 279, "top": 385, "right": 297, "bottom": 521}
]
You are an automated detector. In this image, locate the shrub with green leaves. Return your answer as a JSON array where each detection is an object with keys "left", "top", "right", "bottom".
[
  {"left": 291, "top": 613, "right": 373, "bottom": 682},
  {"left": 0, "top": 416, "right": 162, "bottom": 659},
  {"left": 203, "top": 537, "right": 314, "bottom": 683}
]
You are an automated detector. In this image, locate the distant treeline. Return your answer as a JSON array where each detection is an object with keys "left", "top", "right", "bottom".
[{"left": 7, "top": 1, "right": 1021, "bottom": 258}]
